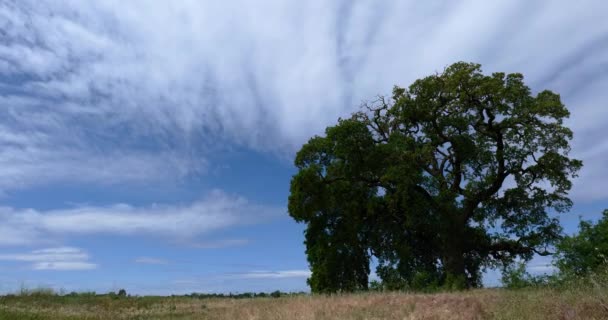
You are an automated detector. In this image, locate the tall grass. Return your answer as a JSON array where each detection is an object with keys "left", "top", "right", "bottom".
[{"left": 0, "top": 272, "right": 606, "bottom": 320}]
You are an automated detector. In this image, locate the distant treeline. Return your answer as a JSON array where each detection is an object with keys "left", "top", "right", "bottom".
[
  {"left": 2, "top": 288, "right": 307, "bottom": 299},
  {"left": 183, "top": 291, "right": 307, "bottom": 299}
]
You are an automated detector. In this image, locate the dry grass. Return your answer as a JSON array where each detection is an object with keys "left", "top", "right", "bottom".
[{"left": 1, "top": 287, "right": 607, "bottom": 320}]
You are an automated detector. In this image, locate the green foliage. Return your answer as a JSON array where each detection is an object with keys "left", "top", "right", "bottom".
[
  {"left": 555, "top": 210, "right": 608, "bottom": 276},
  {"left": 501, "top": 262, "right": 552, "bottom": 289},
  {"left": 444, "top": 273, "right": 467, "bottom": 291},
  {"left": 289, "top": 62, "right": 581, "bottom": 293},
  {"left": 501, "top": 262, "right": 531, "bottom": 289},
  {"left": 17, "top": 287, "right": 56, "bottom": 297},
  {"left": 368, "top": 280, "right": 383, "bottom": 292}
]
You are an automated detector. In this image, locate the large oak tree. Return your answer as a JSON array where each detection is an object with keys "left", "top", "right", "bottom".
[{"left": 288, "top": 62, "right": 582, "bottom": 292}]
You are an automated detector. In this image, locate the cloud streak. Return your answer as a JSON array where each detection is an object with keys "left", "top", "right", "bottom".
[
  {"left": 0, "top": 247, "right": 97, "bottom": 271},
  {"left": 0, "top": 1, "right": 607, "bottom": 201},
  {"left": 0, "top": 190, "right": 282, "bottom": 246}
]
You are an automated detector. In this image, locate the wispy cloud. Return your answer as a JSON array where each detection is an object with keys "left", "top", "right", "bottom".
[
  {"left": 0, "top": 190, "right": 282, "bottom": 246},
  {"left": 0, "top": 1, "right": 606, "bottom": 202},
  {"left": 0, "top": 247, "right": 96, "bottom": 271},
  {"left": 526, "top": 255, "right": 557, "bottom": 274},
  {"left": 161, "top": 270, "right": 312, "bottom": 295},
  {"left": 32, "top": 261, "right": 97, "bottom": 271},
  {"left": 134, "top": 257, "right": 169, "bottom": 265}
]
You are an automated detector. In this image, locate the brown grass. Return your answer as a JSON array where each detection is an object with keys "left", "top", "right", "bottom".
[{"left": 1, "top": 287, "right": 607, "bottom": 320}]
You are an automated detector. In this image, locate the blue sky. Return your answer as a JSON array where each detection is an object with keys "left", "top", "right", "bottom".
[{"left": 0, "top": 0, "right": 607, "bottom": 295}]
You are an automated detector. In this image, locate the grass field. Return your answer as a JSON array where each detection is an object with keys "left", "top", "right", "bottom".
[{"left": 1, "top": 284, "right": 607, "bottom": 320}]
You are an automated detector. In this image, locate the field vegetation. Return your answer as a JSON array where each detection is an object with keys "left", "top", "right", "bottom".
[{"left": 1, "top": 269, "right": 607, "bottom": 320}]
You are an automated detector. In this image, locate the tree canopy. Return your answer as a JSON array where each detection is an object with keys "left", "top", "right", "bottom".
[{"left": 288, "top": 62, "right": 582, "bottom": 292}]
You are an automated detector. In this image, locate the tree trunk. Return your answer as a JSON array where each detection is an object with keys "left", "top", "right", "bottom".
[{"left": 443, "top": 213, "right": 467, "bottom": 290}]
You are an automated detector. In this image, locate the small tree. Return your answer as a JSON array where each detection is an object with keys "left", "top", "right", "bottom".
[
  {"left": 556, "top": 210, "right": 608, "bottom": 276},
  {"left": 117, "top": 289, "right": 127, "bottom": 297}
]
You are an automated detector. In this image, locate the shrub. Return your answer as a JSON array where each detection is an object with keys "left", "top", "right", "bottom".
[
  {"left": 555, "top": 209, "right": 608, "bottom": 277},
  {"left": 501, "top": 262, "right": 551, "bottom": 289}
]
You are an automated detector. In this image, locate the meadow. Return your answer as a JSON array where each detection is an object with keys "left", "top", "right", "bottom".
[{"left": 1, "top": 280, "right": 607, "bottom": 320}]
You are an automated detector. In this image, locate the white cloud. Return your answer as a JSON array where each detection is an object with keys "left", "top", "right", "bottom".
[
  {"left": 0, "top": 1, "right": 606, "bottom": 201},
  {"left": 0, "top": 247, "right": 97, "bottom": 271},
  {"left": 32, "top": 262, "right": 97, "bottom": 271},
  {"left": 0, "top": 140, "right": 200, "bottom": 193},
  {"left": 0, "top": 190, "right": 282, "bottom": 246},
  {"left": 525, "top": 255, "right": 557, "bottom": 275}
]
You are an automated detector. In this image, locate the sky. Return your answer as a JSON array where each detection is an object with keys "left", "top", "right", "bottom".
[{"left": 0, "top": 0, "right": 607, "bottom": 295}]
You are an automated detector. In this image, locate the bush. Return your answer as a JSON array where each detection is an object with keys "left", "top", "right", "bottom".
[
  {"left": 501, "top": 262, "right": 551, "bottom": 289},
  {"left": 18, "top": 286, "right": 56, "bottom": 297},
  {"left": 369, "top": 280, "right": 383, "bottom": 292},
  {"left": 555, "top": 209, "right": 608, "bottom": 276}
]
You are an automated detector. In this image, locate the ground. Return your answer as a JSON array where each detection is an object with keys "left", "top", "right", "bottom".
[{"left": 1, "top": 286, "right": 607, "bottom": 320}]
